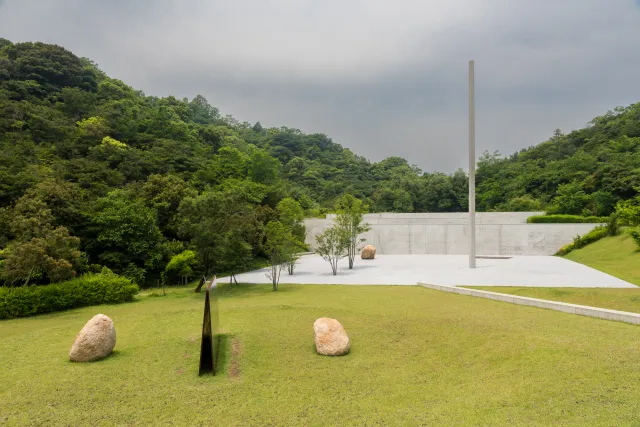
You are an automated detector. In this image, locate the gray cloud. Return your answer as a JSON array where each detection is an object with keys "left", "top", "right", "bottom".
[{"left": 1, "top": 0, "right": 640, "bottom": 172}]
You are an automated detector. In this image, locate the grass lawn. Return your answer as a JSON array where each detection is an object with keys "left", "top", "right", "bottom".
[
  {"left": 564, "top": 233, "right": 640, "bottom": 286},
  {"left": 466, "top": 287, "right": 640, "bottom": 313},
  {"left": 469, "top": 234, "right": 640, "bottom": 314},
  {"left": 1, "top": 284, "right": 640, "bottom": 426}
]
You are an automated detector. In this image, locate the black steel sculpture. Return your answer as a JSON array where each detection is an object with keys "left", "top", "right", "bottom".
[{"left": 198, "top": 276, "right": 220, "bottom": 376}]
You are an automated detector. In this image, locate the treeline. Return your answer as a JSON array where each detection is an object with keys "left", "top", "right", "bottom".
[
  {"left": 476, "top": 107, "right": 640, "bottom": 215},
  {"left": 0, "top": 39, "right": 639, "bottom": 287}
]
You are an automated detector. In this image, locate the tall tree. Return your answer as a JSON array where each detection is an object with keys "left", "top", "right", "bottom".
[
  {"left": 92, "top": 190, "right": 165, "bottom": 284},
  {"left": 315, "top": 227, "right": 348, "bottom": 276},
  {"left": 335, "top": 195, "right": 371, "bottom": 269}
]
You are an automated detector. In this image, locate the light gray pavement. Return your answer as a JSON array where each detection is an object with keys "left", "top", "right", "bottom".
[{"left": 232, "top": 254, "right": 637, "bottom": 288}]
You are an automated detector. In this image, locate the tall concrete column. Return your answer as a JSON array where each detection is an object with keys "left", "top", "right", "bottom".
[{"left": 469, "top": 60, "right": 476, "bottom": 268}]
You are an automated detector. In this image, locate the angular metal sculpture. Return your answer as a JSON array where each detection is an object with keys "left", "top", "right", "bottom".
[{"left": 199, "top": 276, "right": 220, "bottom": 376}]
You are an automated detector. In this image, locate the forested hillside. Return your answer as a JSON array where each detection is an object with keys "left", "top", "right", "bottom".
[
  {"left": 476, "top": 106, "right": 640, "bottom": 215},
  {"left": 0, "top": 39, "right": 639, "bottom": 286}
]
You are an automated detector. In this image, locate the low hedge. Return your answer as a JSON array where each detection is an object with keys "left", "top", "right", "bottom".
[
  {"left": 555, "top": 226, "right": 609, "bottom": 256},
  {"left": 527, "top": 214, "right": 609, "bottom": 224},
  {"left": 0, "top": 271, "right": 139, "bottom": 320}
]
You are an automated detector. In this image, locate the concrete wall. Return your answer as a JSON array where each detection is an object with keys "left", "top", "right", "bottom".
[{"left": 304, "top": 212, "right": 601, "bottom": 256}]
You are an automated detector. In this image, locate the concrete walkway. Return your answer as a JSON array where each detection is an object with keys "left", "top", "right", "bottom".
[{"left": 233, "top": 254, "right": 636, "bottom": 288}]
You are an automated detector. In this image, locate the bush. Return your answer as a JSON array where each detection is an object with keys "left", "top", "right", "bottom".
[
  {"left": 629, "top": 227, "right": 640, "bottom": 249},
  {"left": 606, "top": 214, "right": 620, "bottom": 236},
  {"left": 527, "top": 214, "right": 608, "bottom": 224},
  {"left": 498, "top": 196, "right": 543, "bottom": 212},
  {"left": 555, "top": 226, "right": 609, "bottom": 256},
  {"left": 0, "top": 269, "right": 138, "bottom": 319}
]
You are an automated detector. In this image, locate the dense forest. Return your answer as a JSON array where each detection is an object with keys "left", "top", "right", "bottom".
[{"left": 0, "top": 39, "right": 639, "bottom": 286}]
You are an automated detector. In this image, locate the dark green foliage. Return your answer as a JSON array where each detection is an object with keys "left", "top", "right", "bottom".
[
  {"left": 1, "top": 39, "right": 640, "bottom": 287},
  {"left": 476, "top": 107, "right": 640, "bottom": 215},
  {"left": 0, "top": 270, "right": 138, "bottom": 319},
  {"left": 555, "top": 226, "right": 609, "bottom": 256},
  {"left": 527, "top": 215, "right": 609, "bottom": 224},
  {"left": 629, "top": 227, "right": 640, "bottom": 248},
  {"left": 606, "top": 214, "right": 620, "bottom": 236}
]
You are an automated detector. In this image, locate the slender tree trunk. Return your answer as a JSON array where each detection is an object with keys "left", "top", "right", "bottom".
[
  {"left": 348, "top": 239, "right": 356, "bottom": 269},
  {"left": 195, "top": 277, "right": 205, "bottom": 293},
  {"left": 24, "top": 265, "right": 35, "bottom": 287},
  {"left": 233, "top": 274, "right": 238, "bottom": 286},
  {"left": 271, "top": 264, "right": 278, "bottom": 291}
]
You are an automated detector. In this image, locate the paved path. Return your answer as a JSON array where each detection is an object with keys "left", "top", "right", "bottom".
[{"left": 233, "top": 254, "right": 637, "bottom": 288}]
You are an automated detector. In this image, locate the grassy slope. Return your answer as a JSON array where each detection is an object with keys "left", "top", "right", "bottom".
[
  {"left": 470, "top": 234, "right": 640, "bottom": 313},
  {"left": 1, "top": 285, "right": 640, "bottom": 426},
  {"left": 564, "top": 233, "right": 640, "bottom": 286},
  {"left": 467, "top": 287, "right": 640, "bottom": 313}
]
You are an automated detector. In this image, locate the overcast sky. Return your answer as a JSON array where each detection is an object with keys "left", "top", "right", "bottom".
[{"left": 1, "top": 0, "right": 639, "bottom": 172}]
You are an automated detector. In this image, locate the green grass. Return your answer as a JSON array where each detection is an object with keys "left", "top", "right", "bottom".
[
  {"left": 468, "top": 234, "right": 640, "bottom": 315},
  {"left": 1, "top": 284, "right": 640, "bottom": 426},
  {"left": 563, "top": 233, "right": 640, "bottom": 286},
  {"left": 467, "top": 287, "right": 640, "bottom": 313}
]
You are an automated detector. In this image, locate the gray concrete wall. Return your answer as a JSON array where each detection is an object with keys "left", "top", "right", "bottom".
[{"left": 304, "top": 212, "right": 601, "bottom": 256}]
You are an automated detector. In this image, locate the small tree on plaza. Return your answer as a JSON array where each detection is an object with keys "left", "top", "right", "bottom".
[
  {"left": 263, "top": 221, "right": 301, "bottom": 291},
  {"left": 334, "top": 195, "right": 371, "bottom": 269},
  {"left": 315, "top": 226, "right": 348, "bottom": 275}
]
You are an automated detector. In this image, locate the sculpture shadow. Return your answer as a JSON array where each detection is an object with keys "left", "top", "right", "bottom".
[{"left": 213, "top": 333, "right": 232, "bottom": 376}]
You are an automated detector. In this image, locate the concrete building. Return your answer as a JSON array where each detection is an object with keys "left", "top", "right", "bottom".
[{"left": 303, "top": 212, "right": 602, "bottom": 256}]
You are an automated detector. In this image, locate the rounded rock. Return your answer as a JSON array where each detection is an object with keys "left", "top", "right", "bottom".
[
  {"left": 69, "top": 314, "right": 116, "bottom": 362},
  {"left": 361, "top": 245, "right": 376, "bottom": 259},
  {"left": 313, "top": 317, "right": 350, "bottom": 356}
]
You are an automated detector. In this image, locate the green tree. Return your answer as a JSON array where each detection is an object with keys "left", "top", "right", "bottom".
[
  {"left": 164, "top": 250, "right": 198, "bottom": 285},
  {"left": 139, "top": 174, "right": 197, "bottom": 238},
  {"left": 178, "top": 182, "right": 264, "bottom": 275},
  {"left": 499, "top": 195, "right": 543, "bottom": 212},
  {"left": 263, "top": 221, "right": 295, "bottom": 291},
  {"left": 550, "top": 181, "right": 590, "bottom": 215},
  {"left": 315, "top": 226, "right": 348, "bottom": 276},
  {"left": 276, "top": 197, "right": 306, "bottom": 242},
  {"left": 92, "top": 190, "right": 165, "bottom": 284},
  {"left": 335, "top": 195, "right": 371, "bottom": 269},
  {"left": 373, "top": 188, "right": 413, "bottom": 212},
  {"left": 215, "top": 230, "right": 253, "bottom": 284},
  {"left": 0, "top": 226, "right": 82, "bottom": 286},
  {"left": 248, "top": 148, "right": 280, "bottom": 185}
]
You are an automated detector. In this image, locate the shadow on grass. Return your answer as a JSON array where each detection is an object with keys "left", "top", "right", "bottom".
[
  {"left": 194, "top": 333, "right": 233, "bottom": 378},
  {"left": 67, "top": 349, "right": 123, "bottom": 364},
  {"left": 215, "top": 333, "right": 232, "bottom": 376}
]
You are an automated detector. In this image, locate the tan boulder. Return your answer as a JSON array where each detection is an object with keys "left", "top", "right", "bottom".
[
  {"left": 69, "top": 314, "right": 116, "bottom": 362},
  {"left": 361, "top": 245, "right": 376, "bottom": 259},
  {"left": 313, "top": 317, "right": 350, "bottom": 356}
]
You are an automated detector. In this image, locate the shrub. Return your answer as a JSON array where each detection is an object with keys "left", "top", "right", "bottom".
[
  {"left": 527, "top": 214, "right": 608, "bottom": 224},
  {"left": 498, "top": 195, "right": 543, "bottom": 212},
  {"left": 0, "top": 269, "right": 138, "bottom": 319},
  {"left": 629, "top": 227, "right": 640, "bottom": 249},
  {"left": 606, "top": 214, "right": 620, "bottom": 236},
  {"left": 555, "top": 226, "right": 608, "bottom": 256}
]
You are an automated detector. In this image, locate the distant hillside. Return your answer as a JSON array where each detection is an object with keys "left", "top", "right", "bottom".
[
  {"left": 476, "top": 104, "right": 640, "bottom": 215},
  {"left": 0, "top": 39, "right": 638, "bottom": 285}
]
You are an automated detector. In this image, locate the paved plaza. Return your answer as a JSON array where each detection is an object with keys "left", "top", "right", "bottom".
[{"left": 233, "top": 254, "right": 636, "bottom": 288}]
